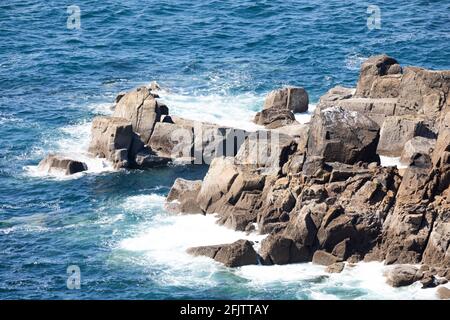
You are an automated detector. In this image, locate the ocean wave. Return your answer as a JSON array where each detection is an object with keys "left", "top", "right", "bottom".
[
  {"left": 345, "top": 53, "right": 368, "bottom": 71},
  {"left": 115, "top": 195, "right": 446, "bottom": 299},
  {"left": 160, "top": 90, "right": 264, "bottom": 131}
]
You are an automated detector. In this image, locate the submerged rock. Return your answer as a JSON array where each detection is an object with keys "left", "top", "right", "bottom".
[
  {"left": 187, "top": 239, "right": 258, "bottom": 267},
  {"left": 38, "top": 154, "right": 87, "bottom": 175}
]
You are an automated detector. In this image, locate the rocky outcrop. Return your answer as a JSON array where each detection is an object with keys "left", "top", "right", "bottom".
[
  {"left": 325, "top": 262, "right": 345, "bottom": 273},
  {"left": 149, "top": 119, "right": 248, "bottom": 164},
  {"left": 264, "top": 87, "right": 309, "bottom": 113},
  {"left": 113, "top": 86, "right": 163, "bottom": 144},
  {"left": 166, "top": 55, "right": 450, "bottom": 276},
  {"left": 165, "top": 178, "right": 203, "bottom": 214},
  {"left": 253, "top": 86, "right": 308, "bottom": 129},
  {"left": 307, "top": 106, "right": 380, "bottom": 164},
  {"left": 355, "top": 55, "right": 402, "bottom": 98},
  {"left": 187, "top": 239, "right": 258, "bottom": 267},
  {"left": 377, "top": 116, "right": 434, "bottom": 157},
  {"left": 38, "top": 154, "right": 87, "bottom": 175},
  {"left": 385, "top": 265, "right": 423, "bottom": 287},
  {"left": 235, "top": 130, "right": 297, "bottom": 175},
  {"left": 88, "top": 116, "right": 134, "bottom": 168},
  {"left": 437, "top": 286, "right": 450, "bottom": 300},
  {"left": 254, "top": 107, "right": 296, "bottom": 129}
]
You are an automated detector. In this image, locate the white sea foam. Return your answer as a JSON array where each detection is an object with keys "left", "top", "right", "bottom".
[
  {"left": 345, "top": 53, "right": 368, "bottom": 71},
  {"left": 160, "top": 91, "right": 264, "bottom": 132}
]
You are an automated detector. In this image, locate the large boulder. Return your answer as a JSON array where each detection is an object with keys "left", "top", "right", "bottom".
[
  {"left": 355, "top": 55, "right": 402, "bottom": 98},
  {"left": 307, "top": 106, "right": 380, "bottom": 164},
  {"left": 187, "top": 239, "right": 258, "bottom": 267},
  {"left": 355, "top": 55, "right": 450, "bottom": 118},
  {"left": 400, "top": 136, "right": 436, "bottom": 166},
  {"left": 318, "top": 86, "right": 354, "bottom": 104},
  {"left": 385, "top": 265, "right": 423, "bottom": 287},
  {"left": 88, "top": 116, "right": 134, "bottom": 168},
  {"left": 165, "top": 178, "right": 203, "bottom": 214},
  {"left": 397, "top": 67, "right": 450, "bottom": 117},
  {"left": 264, "top": 87, "right": 309, "bottom": 113},
  {"left": 254, "top": 107, "right": 296, "bottom": 129},
  {"left": 235, "top": 131, "right": 297, "bottom": 175},
  {"left": 274, "top": 124, "right": 310, "bottom": 154},
  {"left": 312, "top": 250, "right": 342, "bottom": 266},
  {"left": 196, "top": 157, "right": 240, "bottom": 213},
  {"left": 38, "top": 154, "right": 87, "bottom": 175},
  {"left": 149, "top": 119, "right": 248, "bottom": 164},
  {"left": 113, "top": 86, "right": 163, "bottom": 144},
  {"left": 377, "top": 116, "right": 434, "bottom": 157}
]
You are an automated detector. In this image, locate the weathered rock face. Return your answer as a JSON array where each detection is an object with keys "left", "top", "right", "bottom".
[
  {"left": 318, "top": 86, "right": 354, "bottom": 104},
  {"left": 437, "top": 286, "right": 450, "bottom": 300},
  {"left": 254, "top": 107, "right": 296, "bottom": 129},
  {"left": 187, "top": 239, "right": 258, "bottom": 267},
  {"left": 149, "top": 122, "right": 194, "bottom": 160},
  {"left": 149, "top": 120, "right": 248, "bottom": 164},
  {"left": 235, "top": 131, "right": 297, "bottom": 175},
  {"left": 165, "top": 56, "right": 450, "bottom": 277},
  {"left": 400, "top": 137, "right": 436, "bottom": 166},
  {"left": 376, "top": 133, "right": 449, "bottom": 266},
  {"left": 355, "top": 55, "right": 402, "bottom": 98},
  {"left": 264, "top": 87, "right": 309, "bottom": 113},
  {"left": 88, "top": 116, "right": 134, "bottom": 168},
  {"left": 113, "top": 86, "right": 163, "bottom": 144},
  {"left": 397, "top": 67, "right": 450, "bottom": 117},
  {"left": 307, "top": 106, "right": 380, "bottom": 164},
  {"left": 377, "top": 116, "right": 435, "bottom": 157},
  {"left": 259, "top": 233, "right": 309, "bottom": 265},
  {"left": 165, "top": 178, "right": 203, "bottom": 214},
  {"left": 385, "top": 265, "right": 423, "bottom": 287},
  {"left": 38, "top": 154, "right": 87, "bottom": 175},
  {"left": 274, "top": 124, "right": 309, "bottom": 154},
  {"left": 355, "top": 55, "right": 450, "bottom": 119}
]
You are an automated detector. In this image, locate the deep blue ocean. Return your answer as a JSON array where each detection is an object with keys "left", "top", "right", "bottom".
[{"left": 1, "top": 0, "right": 449, "bottom": 299}]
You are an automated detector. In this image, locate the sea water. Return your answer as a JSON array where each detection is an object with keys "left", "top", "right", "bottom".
[{"left": 1, "top": 0, "right": 449, "bottom": 299}]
